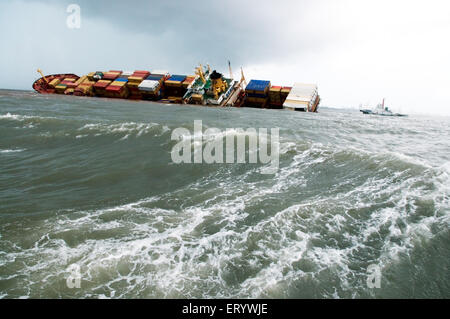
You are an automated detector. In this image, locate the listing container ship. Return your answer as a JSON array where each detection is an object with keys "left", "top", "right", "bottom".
[{"left": 32, "top": 64, "right": 320, "bottom": 112}]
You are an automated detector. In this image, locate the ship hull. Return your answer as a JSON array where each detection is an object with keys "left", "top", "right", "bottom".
[{"left": 32, "top": 74, "right": 79, "bottom": 94}]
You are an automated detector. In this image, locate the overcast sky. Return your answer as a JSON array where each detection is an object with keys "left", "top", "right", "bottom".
[{"left": 1, "top": 0, "right": 450, "bottom": 115}]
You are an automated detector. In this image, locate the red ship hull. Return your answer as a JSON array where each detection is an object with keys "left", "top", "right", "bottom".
[{"left": 32, "top": 74, "right": 79, "bottom": 94}]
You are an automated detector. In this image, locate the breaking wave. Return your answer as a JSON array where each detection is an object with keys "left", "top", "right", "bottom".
[{"left": 0, "top": 91, "right": 449, "bottom": 298}]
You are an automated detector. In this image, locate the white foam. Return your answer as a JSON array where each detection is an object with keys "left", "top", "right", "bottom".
[
  {"left": 1, "top": 141, "right": 449, "bottom": 298},
  {"left": 0, "top": 148, "right": 25, "bottom": 153},
  {"left": 78, "top": 122, "right": 168, "bottom": 139}
]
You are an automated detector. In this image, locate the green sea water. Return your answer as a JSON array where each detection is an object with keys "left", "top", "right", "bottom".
[{"left": 0, "top": 89, "right": 449, "bottom": 298}]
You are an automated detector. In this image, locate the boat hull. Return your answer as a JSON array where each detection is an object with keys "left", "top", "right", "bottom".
[{"left": 32, "top": 74, "right": 79, "bottom": 94}]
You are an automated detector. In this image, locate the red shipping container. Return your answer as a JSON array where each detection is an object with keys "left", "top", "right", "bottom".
[
  {"left": 106, "top": 85, "right": 122, "bottom": 92},
  {"left": 94, "top": 81, "right": 111, "bottom": 89}
]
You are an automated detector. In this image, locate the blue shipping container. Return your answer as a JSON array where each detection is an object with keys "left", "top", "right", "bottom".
[
  {"left": 167, "top": 75, "right": 186, "bottom": 82},
  {"left": 115, "top": 78, "right": 128, "bottom": 82},
  {"left": 246, "top": 80, "right": 271, "bottom": 92},
  {"left": 147, "top": 75, "right": 164, "bottom": 81}
]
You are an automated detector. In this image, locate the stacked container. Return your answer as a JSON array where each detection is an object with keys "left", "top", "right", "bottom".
[
  {"left": 102, "top": 70, "right": 122, "bottom": 81},
  {"left": 120, "top": 71, "right": 133, "bottom": 79},
  {"left": 127, "top": 70, "right": 150, "bottom": 99},
  {"left": 282, "top": 83, "right": 318, "bottom": 112},
  {"left": 151, "top": 70, "right": 170, "bottom": 78},
  {"left": 105, "top": 80, "right": 129, "bottom": 98},
  {"left": 182, "top": 75, "right": 196, "bottom": 89},
  {"left": 268, "top": 85, "right": 283, "bottom": 109},
  {"left": 93, "top": 80, "right": 112, "bottom": 96},
  {"left": 138, "top": 80, "right": 162, "bottom": 100},
  {"left": 280, "top": 87, "right": 292, "bottom": 104},
  {"left": 49, "top": 78, "right": 61, "bottom": 88},
  {"left": 164, "top": 75, "right": 187, "bottom": 98},
  {"left": 61, "top": 78, "right": 78, "bottom": 89},
  {"left": 74, "top": 75, "right": 88, "bottom": 87},
  {"left": 74, "top": 80, "right": 96, "bottom": 96},
  {"left": 55, "top": 83, "right": 67, "bottom": 94},
  {"left": 245, "top": 80, "right": 271, "bottom": 108}
]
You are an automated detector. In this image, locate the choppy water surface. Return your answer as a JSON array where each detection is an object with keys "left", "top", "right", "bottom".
[{"left": 0, "top": 89, "right": 449, "bottom": 298}]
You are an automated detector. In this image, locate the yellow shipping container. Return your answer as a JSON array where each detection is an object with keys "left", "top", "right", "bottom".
[
  {"left": 49, "top": 78, "right": 61, "bottom": 88},
  {"left": 87, "top": 72, "right": 96, "bottom": 80},
  {"left": 110, "top": 81, "right": 126, "bottom": 87},
  {"left": 55, "top": 84, "right": 67, "bottom": 94},
  {"left": 164, "top": 80, "right": 182, "bottom": 87},
  {"left": 128, "top": 76, "right": 144, "bottom": 82},
  {"left": 74, "top": 76, "right": 88, "bottom": 86},
  {"left": 269, "top": 87, "right": 281, "bottom": 93},
  {"left": 191, "top": 93, "right": 203, "bottom": 101}
]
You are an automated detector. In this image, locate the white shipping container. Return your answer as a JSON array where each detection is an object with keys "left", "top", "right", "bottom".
[
  {"left": 151, "top": 70, "right": 170, "bottom": 76},
  {"left": 283, "top": 83, "right": 318, "bottom": 110},
  {"left": 138, "top": 80, "right": 160, "bottom": 92}
]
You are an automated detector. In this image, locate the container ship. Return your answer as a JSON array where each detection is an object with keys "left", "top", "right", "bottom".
[{"left": 32, "top": 64, "right": 320, "bottom": 112}]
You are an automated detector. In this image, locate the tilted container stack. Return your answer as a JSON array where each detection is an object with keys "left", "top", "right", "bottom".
[
  {"left": 49, "top": 78, "right": 61, "bottom": 89},
  {"left": 93, "top": 80, "right": 112, "bottom": 97},
  {"left": 102, "top": 70, "right": 122, "bottom": 81},
  {"left": 282, "top": 83, "right": 319, "bottom": 112},
  {"left": 61, "top": 78, "right": 78, "bottom": 89},
  {"left": 182, "top": 75, "right": 196, "bottom": 89},
  {"left": 120, "top": 71, "right": 133, "bottom": 79},
  {"left": 105, "top": 79, "right": 129, "bottom": 99},
  {"left": 164, "top": 75, "right": 187, "bottom": 99},
  {"left": 127, "top": 70, "right": 150, "bottom": 100},
  {"left": 151, "top": 70, "right": 170, "bottom": 78},
  {"left": 138, "top": 80, "right": 162, "bottom": 100},
  {"left": 280, "top": 87, "right": 292, "bottom": 105},
  {"left": 55, "top": 83, "right": 67, "bottom": 94},
  {"left": 268, "top": 85, "right": 283, "bottom": 109},
  {"left": 74, "top": 80, "right": 96, "bottom": 97},
  {"left": 245, "top": 80, "right": 271, "bottom": 108},
  {"left": 65, "top": 75, "right": 87, "bottom": 95},
  {"left": 54, "top": 77, "right": 77, "bottom": 94}
]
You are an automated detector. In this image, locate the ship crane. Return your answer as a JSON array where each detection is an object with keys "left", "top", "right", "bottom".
[
  {"left": 37, "top": 68, "right": 49, "bottom": 83},
  {"left": 196, "top": 64, "right": 206, "bottom": 84},
  {"left": 239, "top": 67, "right": 247, "bottom": 88}
]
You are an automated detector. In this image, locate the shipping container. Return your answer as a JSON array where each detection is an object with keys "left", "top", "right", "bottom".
[
  {"left": 128, "top": 76, "right": 145, "bottom": 82},
  {"left": 49, "top": 78, "right": 61, "bottom": 88},
  {"left": 283, "top": 83, "right": 318, "bottom": 112},
  {"left": 110, "top": 81, "right": 127, "bottom": 87},
  {"left": 146, "top": 74, "right": 164, "bottom": 82},
  {"left": 167, "top": 75, "right": 186, "bottom": 82},
  {"left": 138, "top": 80, "right": 160, "bottom": 92},
  {"left": 55, "top": 84, "right": 67, "bottom": 94},
  {"left": 151, "top": 70, "right": 170, "bottom": 76},
  {"left": 245, "top": 80, "right": 271, "bottom": 95},
  {"left": 121, "top": 71, "right": 133, "bottom": 77}
]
